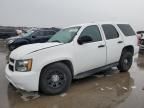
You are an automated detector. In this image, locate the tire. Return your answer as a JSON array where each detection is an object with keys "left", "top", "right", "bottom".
[
  {"left": 117, "top": 51, "right": 133, "bottom": 72},
  {"left": 39, "top": 63, "right": 72, "bottom": 95}
]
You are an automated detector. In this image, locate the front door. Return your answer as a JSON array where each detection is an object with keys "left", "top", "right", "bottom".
[{"left": 74, "top": 25, "right": 107, "bottom": 74}]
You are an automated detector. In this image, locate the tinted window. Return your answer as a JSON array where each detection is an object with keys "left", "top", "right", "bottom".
[
  {"left": 43, "top": 31, "right": 49, "bottom": 36},
  {"left": 48, "top": 31, "right": 56, "bottom": 35},
  {"left": 42, "top": 31, "right": 56, "bottom": 36},
  {"left": 38, "top": 31, "right": 44, "bottom": 36},
  {"left": 80, "top": 25, "right": 102, "bottom": 42},
  {"left": 102, "top": 24, "right": 119, "bottom": 40},
  {"left": 117, "top": 24, "right": 135, "bottom": 36},
  {"left": 31, "top": 31, "right": 44, "bottom": 36}
]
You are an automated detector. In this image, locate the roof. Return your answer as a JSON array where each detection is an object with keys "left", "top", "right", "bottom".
[{"left": 65, "top": 22, "right": 129, "bottom": 28}]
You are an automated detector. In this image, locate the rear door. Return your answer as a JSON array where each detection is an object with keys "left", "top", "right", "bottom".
[{"left": 101, "top": 24, "right": 124, "bottom": 64}]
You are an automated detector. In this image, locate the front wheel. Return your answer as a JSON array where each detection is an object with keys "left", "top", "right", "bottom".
[
  {"left": 39, "top": 63, "right": 72, "bottom": 95},
  {"left": 117, "top": 51, "right": 133, "bottom": 72}
]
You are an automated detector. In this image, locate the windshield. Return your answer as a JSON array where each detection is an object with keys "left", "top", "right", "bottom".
[
  {"left": 48, "top": 26, "right": 80, "bottom": 43},
  {"left": 21, "top": 30, "right": 34, "bottom": 37}
]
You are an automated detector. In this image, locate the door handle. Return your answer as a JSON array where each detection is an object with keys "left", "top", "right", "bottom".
[
  {"left": 117, "top": 41, "right": 123, "bottom": 44},
  {"left": 98, "top": 45, "right": 105, "bottom": 48}
]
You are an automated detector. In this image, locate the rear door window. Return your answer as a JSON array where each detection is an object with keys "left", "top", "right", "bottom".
[
  {"left": 43, "top": 31, "right": 56, "bottom": 36},
  {"left": 31, "top": 31, "right": 44, "bottom": 36},
  {"left": 48, "top": 31, "right": 56, "bottom": 35},
  {"left": 102, "top": 24, "right": 119, "bottom": 40},
  {"left": 117, "top": 24, "right": 136, "bottom": 36}
]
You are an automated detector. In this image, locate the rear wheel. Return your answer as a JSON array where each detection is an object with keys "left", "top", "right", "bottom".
[
  {"left": 117, "top": 51, "right": 133, "bottom": 72},
  {"left": 39, "top": 63, "right": 72, "bottom": 95}
]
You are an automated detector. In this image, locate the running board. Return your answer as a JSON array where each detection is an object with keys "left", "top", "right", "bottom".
[{"left": 74, "top": 62, "right": 119, "bottom": 79}]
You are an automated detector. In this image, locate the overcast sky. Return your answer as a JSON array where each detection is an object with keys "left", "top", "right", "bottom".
[{"left": 0, "top": 0, "right": 144, "bottom": 30}]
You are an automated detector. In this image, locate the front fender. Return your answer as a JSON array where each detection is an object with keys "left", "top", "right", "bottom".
[
  {"left": 40, "top": 57, "right": 73, "bottom": 70},
  {"left": 33, "top": 56, "right": 74, "bottom": 77}
]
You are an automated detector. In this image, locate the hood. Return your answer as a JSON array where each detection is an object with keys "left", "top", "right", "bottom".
[
  {"left": 10, "top": 42, "right": 63, "bottom": 59},
  {"left": 6, "top": 36, "right": 21, "bottom": 44},
  {"left": 7, "top": 36, "right": 21, "bottom": 42}
]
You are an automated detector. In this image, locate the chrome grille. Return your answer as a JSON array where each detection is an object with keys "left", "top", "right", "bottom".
[
  {"left": 9, "top": 58, "right": 14, "bottom": 63},
  {"left": 9, "top": 58, "right": 15, "bottom": 72},
  {"left": 9, "top": 64, "right": 14, "bottom": 71}
]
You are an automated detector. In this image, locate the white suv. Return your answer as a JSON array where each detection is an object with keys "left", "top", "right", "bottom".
[{"left": 5, "top": 23, "right": 139, "bottom": 95}]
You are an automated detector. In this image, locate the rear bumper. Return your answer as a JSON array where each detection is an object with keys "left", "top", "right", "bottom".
[{"left": 5, "top": 65, "right": 39, "bottom": 91}]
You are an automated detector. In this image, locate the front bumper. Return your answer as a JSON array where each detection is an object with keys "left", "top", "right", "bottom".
[{"left": 5, "top": 65, "right": 39, "bottom": 91}]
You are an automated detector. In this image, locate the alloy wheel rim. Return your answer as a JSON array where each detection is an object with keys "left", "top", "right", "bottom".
[{"left": 46, "top": 70, "right": 66, "bottom": 89}]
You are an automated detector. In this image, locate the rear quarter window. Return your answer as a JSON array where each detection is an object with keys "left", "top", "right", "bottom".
[{"left": 117, "top": 24, "right": 136, "bottom": 36}]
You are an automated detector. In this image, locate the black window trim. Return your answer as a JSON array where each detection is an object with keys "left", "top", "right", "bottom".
[
  {"left": 117, "top": 24, "right": 136, "bottom": 36},
  {"left": 78, "top": 25, "right": 103, "bottom": 44},
  {"left": 102, "top": 24, "right": 120, "bottom": 40}
]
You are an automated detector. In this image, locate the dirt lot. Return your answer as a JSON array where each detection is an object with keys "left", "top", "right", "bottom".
[{"left": 0, "top": 41, "right": 144, "bottom": 108}]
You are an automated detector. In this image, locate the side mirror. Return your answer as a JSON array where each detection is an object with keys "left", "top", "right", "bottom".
[{"left": 78, "top": 36, "right": 92, "bottom": 45}]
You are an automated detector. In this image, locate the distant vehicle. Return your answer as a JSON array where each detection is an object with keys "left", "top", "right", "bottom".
[
  {"left": 140, "top": 36, "right": 144, "bottom": 48},
  {"left": 0, "top": 28, "right": 17, "bottom": 39},
  {"left": 6, "top": 28, "right": 38, "bottom": 44},
  {"left": 7, "top": 28, "right": 60, "bottom": 51},
  {"left": 137, "top": 31, "right": 144, "bottom": 51},
  {"left": 6, "top": 22, "right": 139, "bottom": 95}
]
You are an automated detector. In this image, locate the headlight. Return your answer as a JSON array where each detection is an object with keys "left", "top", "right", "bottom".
[
  {"left": 8, "top": 40, "right": 14, "bottom": 44},
  {"left": 15, "top": 59, "right": 32, "bottom": 72}
]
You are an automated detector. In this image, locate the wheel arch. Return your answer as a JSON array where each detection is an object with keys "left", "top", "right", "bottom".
[
  {"left": 40, "top": 59, "right": 74, "bottom": 78},
  {"left": 122, "top": 45, "right": 134, "bottom": 56},
  {"left": 39, "top": 60, "right": 74, "bottom": 90}
]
